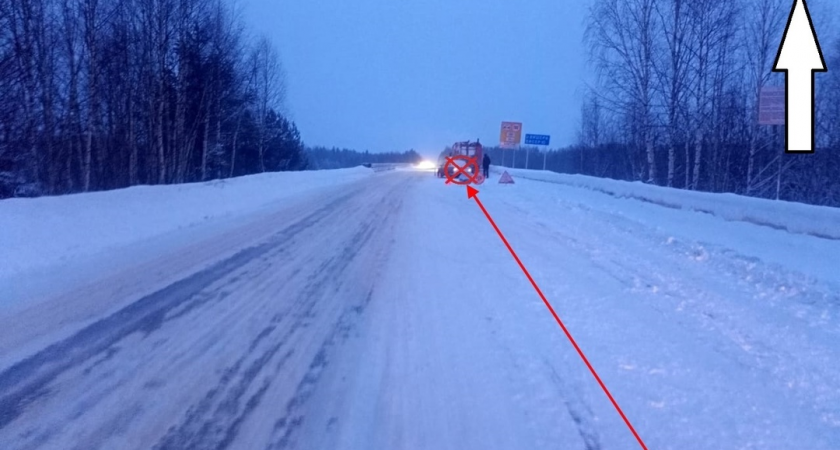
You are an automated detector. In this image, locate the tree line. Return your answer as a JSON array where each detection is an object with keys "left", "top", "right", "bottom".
[
  {"left": 305, "top": 147, "right": 422, "bottom": 170},
  {"left": 574, "top": 0, "right": 840, "bottom": 207},
  {"left": 0, "top": 0, "right": 306, "bottom": 198}
]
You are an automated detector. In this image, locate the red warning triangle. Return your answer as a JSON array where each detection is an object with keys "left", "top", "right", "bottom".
[{"left": 499, "top": 171, "right": 515, "bottom": 184}]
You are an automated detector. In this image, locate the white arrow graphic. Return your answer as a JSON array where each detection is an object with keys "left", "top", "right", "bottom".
[{"left": 772, "top": 0, "right": 827, "bottom": 153}]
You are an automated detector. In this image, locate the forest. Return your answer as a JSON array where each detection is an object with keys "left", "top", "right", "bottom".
[
  {"left": 568, "top": 0, "right": 840, "bottom": 207},
  {"left": 305, "top": 147, "right": 422, "bottom": 170},
  {"left": 0, "top": 0, "right": 306, "bottom": 198},
  {"left": 3, "top": 0, "right": 839, "bottom": 208}
]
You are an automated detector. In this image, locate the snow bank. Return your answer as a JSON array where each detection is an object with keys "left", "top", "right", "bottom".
[
  {"left": 0, "top": 168, "right": 372, "bottom": 278},
  {"left": 497, "top": 168, "right": 840, "bottom": 240}
]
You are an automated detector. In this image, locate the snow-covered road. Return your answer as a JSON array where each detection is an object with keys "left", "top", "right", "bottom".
[{"left": 2, "top": 169, "right": 839, "bottom": 449}]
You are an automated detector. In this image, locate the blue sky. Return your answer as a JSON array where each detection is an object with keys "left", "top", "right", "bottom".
[{"left": 240, "top": 0, "right": 592, "bottom": 156}]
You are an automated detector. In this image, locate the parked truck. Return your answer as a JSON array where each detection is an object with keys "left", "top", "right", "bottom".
[{"left": 435, "top": 140, "right": 484, "bottom": 181}]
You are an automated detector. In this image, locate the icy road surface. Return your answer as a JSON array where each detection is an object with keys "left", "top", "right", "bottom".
[{"left": 2, "top": 169, "right": 840, "bottom": 449}]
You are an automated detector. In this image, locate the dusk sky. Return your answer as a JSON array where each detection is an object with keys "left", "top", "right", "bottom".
[{"left": 240, "top": 0, "right": 593, "bottom": 156}]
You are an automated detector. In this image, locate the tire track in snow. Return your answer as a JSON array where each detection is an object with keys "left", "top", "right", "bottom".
[
  {"left": 492, "top": 182, "right": 840, "bottom": 448},
  {"left": 152, "top": 218, "right": 383, "bottom": 450},
  {"left": 266, "top": 289, "right": 375, "bottom": 450},
  {"left": 544, "top": 360, "right": 602, "bottom": 450},
  {"left": 0, "top": 174, "right": 411, "bottom": 450},
  {"left": 0, "top": 191, "right": 355, "bottom": 431},
  {"left": 264, "top": 188, "right": 401, "bottom": 450}
]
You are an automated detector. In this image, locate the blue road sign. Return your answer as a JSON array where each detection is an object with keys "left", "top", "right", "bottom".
[{"left": 524, "top": 134, "right": 550, "bottom": 146}]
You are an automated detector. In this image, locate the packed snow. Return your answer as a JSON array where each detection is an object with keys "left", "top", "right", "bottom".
[
  {"left": 1, "top": 166, "right": 839, "bottom": 449},
  {"left": 0, "top": 167, "right": 372, "bottom": 281},
  {"left": 499, "top": 166, "right": 840, "bottom": 240}
]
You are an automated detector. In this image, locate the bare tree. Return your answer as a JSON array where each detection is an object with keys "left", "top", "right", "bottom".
[
  {"left": 578, "top": 0, "right": 839, "bottom": 205},
  {"left": 248, "top": 36, "right": 286, "bottom": 173},
  {"left": 578, "top": 92, "right": 602, "bottom": 148},
  {"left": 683, "top": 0, "right": 738, "bottom": 190},
  {"left": 587, "top": 0, "right": 659, "bottom": 183},
  {"left": 654, "top": 0, "right": 692, "bottom": 187}
]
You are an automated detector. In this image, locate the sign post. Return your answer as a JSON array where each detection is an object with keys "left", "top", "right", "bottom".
[
  {"left": 500, "top": 121, "right": 522, "bottom": 168},
  {"left": 524, "top": 134, "right": 551, "bottom": 170},
  {"left": 525, "top": 143, "right": 530, "bottom": 169},
  {"left": 758, "top": 85, "right": 786, "bottom": 199}
]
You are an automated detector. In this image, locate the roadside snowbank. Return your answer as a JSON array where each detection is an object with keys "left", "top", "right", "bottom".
[
  {"left": 0, "top": 168, "right": 372, "bottom": 279},
  {"left": 495, "top": 167, "right": 840, "bottom": 240}
]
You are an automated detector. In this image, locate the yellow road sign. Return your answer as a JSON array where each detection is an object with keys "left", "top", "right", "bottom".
[{"left": 500, "top": 121, "right": 522, "bottom": 147}]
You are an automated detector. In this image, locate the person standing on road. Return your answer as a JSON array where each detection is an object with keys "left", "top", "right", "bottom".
[{"left": 482, "top": 153, "right": 491, "bottom": 179}]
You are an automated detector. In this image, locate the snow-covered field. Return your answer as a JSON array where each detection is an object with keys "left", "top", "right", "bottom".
[
  {"left": 502, "top": 166, "right": 840, "bottom": 240},
  {"left": 1, "top": 166, "right": 839, "bottom": 449}
]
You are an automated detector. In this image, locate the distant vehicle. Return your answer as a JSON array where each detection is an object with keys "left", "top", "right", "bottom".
[
  {"left": 436, "top": 140, "right": 483, "bottom": 180},
  {"left": 361, "top": 162, "right": 372, "bottom": 168},
  {"left": 414, "top": 160, "right": 437, "bottom": 171}
]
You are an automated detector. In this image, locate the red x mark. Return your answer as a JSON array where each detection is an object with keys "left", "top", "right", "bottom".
[{"left": 444, "top": 155, "right": 480, "bottom": 185}]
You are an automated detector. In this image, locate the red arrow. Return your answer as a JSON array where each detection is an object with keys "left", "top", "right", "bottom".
[
  {"left": 467, "top": 185, "right": 479, "bottom": 199},
  {"left": 466, "top": 185, "right": 649, "bottom": 450}
]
